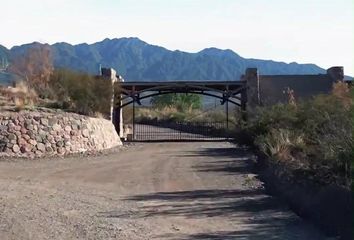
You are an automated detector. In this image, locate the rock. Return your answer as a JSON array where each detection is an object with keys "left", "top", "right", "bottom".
[
  {"left": 82, "top": 129, "right": 89, "bottom": 138},
  {"left": 28, "top": 139, "right": 37, "bottom": 146},
  {"left": 18, "top": 116, "right": 25, "bottom": 122},
  {"left": 38, "top": 129, "right": 46, "bottom": 137},
  {"left": 23, "top": 134, "right": 31, "bottom": 140},
  {"left": 35, "top": 150, "right": 43, "bottom": 156},
  {"left": 18, "top": 138, "right": 27, "bottom": 146},
  {"left": 37, "top": 143, "right": 45, "bottom": 152},
  {"left": 40, "top": 118, "right": 49, "bottom": 126},
  {"left": 54, "top": 136, "right": 62, "bottom": 142},
  {"left": 48, "top": 118, "right": 57, "bottom": 126},
  {"left": 7, "top": 123, "right": 16, "bottom": 133},
  {"left": 57, "top": 147, "right": 65, "bottom": 154},
  {"left": 28, "top": 132, "right": 36, "bottom": 140},
  {"left": 52, "top": 124, "right": 62, "bottom": 131},
  {"left": 46, "top": 135, "right": 54, "bottom": 141},
  {"left": 33, "top": 116, "right": 41, "bottom": 121},
  {"left": 20, "top": 127, "right": 27, "bottom": 134},
  {"left": 20, "top": 144, "right": 32, "bottom": 153},
  {"left": 36, "top": 135, "right": 44, "bottom": 143},
  {"left": 64, "top": 126, "right": 72, "bottom": 132},
  {"left": 0, "top": 125, "right": 8, "bottom": 131},
  {"left": 25, "top": 119, "right": 32, "bottom": 127},
  {"left": 5, "top": 147, "right": 13, "bottom": 154},
  {"left": 56, "top": 141, "right": 64, "bottom": 147},
  {"left": 45, "top": 146, "right": 53, "bottom": 153},
  {"left": 12, "top": 144, "right": 20, "bottom": 153},
  {"left": 8, "top": 133, "right": 17, "bottom": 141}
]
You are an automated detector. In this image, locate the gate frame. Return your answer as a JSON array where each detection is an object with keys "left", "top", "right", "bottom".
[{"left": 114, "top": 81, "right": 248, "bottom": 140}]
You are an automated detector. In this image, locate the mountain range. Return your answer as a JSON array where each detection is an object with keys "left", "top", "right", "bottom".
[{"left": 0, "top": 37, "right": 350, "bottom": 84}]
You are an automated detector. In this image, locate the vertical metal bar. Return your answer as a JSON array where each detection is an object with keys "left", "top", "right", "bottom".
[
  {"left": 179, "top": 122, "right": 182, "bottom": 141},
  {"left": 226, "top": 99, "right": 229, "bottom": 140},
  {"left": 133, "top": 99, "right": 136, "bottom": 140}
]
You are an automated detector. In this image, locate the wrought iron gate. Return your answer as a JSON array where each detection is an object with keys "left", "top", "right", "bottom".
[{"left": 131, "top": 119, "right": 228, "bottom": 141}]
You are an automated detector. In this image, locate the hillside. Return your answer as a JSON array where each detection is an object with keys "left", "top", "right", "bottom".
[{"left": 0, "top": 37, "right": 340, "bottom": 83}]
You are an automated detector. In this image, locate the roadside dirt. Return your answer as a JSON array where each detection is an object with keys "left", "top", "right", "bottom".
[{"left": 0, "top": 142, "right": 331, "bottom": 239}]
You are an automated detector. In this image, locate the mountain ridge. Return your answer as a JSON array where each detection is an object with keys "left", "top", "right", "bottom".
[{"left": 0, "top": 37, "right": 350, "bottom": 83}]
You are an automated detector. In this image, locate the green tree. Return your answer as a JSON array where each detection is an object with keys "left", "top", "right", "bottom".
[{"left": 151, "top": 93, "right": 202, "bottom": 112}]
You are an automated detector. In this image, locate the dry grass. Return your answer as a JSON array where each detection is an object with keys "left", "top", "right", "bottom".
[
  {"left": 332, "top": 81, "right": 352, "bottom": 110},
  {"left": 93, "top": 112, "right": 105, "bottom": 119},
  {"left": 0, "top": 81, "right": 38, "bottom": 110},
  {"left": 256, "top": 129, "right": 304, "bottom": 161}
]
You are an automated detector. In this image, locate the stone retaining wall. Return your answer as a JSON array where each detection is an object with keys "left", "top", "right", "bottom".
[{"left": 0, "top": 111, "right": 122, "bottom": 158}]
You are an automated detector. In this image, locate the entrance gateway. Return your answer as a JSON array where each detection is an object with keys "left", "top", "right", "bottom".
[
  {"left": 114, "top": 81, "right": 247, "bottom": 141},
  {"left": 101, "top": 66, "right": 346, "bottom": 141}
]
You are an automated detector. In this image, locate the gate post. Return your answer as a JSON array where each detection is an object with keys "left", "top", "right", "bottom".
[
  {"left": 241, "top": 88, "right": 247, "bottom": 121},
  {"left": 101, "top": 68, "right": 124, "bottom": 138},
  {"left": 244, "top": 68, "right": 260, "bottom": 108}
]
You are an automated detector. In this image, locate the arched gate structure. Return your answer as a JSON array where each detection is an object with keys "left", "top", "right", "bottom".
[{"left": 113, "top": 80, "right": 247, "bottom": 141}]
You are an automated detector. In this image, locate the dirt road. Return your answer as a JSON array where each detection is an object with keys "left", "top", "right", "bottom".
[{"left": 0, "top": 142, "right": 329, "bottom": 239}]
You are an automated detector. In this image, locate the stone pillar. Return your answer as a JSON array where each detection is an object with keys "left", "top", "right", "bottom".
[
  {"left": 101, "top": 68, "right": 124, "bottom": 138},
  {"left": 244, "top": 68, "right": 260, "bottom": 108},
  {"left": 327, "top": 66, "right": 344, "bottom": 82}
]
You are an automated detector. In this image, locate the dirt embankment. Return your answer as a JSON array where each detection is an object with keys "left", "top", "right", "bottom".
[{"left": 256, "top": 155, "right": 352, "bottom": 239}]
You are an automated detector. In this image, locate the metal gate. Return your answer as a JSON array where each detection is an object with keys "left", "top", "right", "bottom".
[{"left": 131, "top": 119, "right": 228, "bottom": 141}]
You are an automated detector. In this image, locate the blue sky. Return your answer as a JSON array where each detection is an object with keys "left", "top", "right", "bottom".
[{"left": 2, "top": 0, "right": 353, "bottom": 75}]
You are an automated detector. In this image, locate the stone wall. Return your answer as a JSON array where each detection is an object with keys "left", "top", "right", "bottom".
[{"left": 0, "top": 111, "right": 122, "bottom": 158}]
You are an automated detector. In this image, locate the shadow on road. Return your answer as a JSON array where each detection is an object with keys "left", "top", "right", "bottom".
[
  {"left": 121, "top": 189, "right": 286, "bottom": 219},
  {"left": 179, "top": 147, "right": 254, "bottom": 175},
  {"left": 98, "top": 145, "right": 325, "bottom": 239}
]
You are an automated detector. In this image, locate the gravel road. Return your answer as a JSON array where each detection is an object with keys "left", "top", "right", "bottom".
[{"left": 0, "top": 142, "right": 330, "bottom": 239}]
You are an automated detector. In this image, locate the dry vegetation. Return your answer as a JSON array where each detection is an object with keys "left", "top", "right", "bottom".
[
  {"left": 1, "top": 46, "right": 112, "bottom": 117},
  {"left": 243, "top": 82, "right": 353, "bottom": 188},
  {"left": 8, "top": 44, "right": 53, "bottom": 98},
  {"left": 0, "top": 82, "right": 38, "bottom": 111}
]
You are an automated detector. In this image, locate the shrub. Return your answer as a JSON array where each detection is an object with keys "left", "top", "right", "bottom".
[
  {"left": 48, "top": 69, "right": 112, "bottom": 117},
  {"left": 244, "top": 82, "right": 352, "bottom": 187}
]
